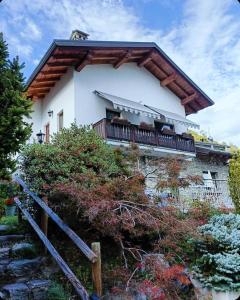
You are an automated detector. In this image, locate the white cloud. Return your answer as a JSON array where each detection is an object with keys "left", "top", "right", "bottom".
[
  {"left": 1, "top": 0, "right": 240, "bottom": 145},
  {"left": 20, "top": 19, "right": 42, "bottom": 41}
]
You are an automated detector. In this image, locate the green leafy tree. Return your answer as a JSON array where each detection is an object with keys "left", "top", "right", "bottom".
[
  {"left": 0, "top": 33, "right": 32, "bottom": 179},
  {"left": 229, "top": 151, "right": 240, "bottom": 212}
]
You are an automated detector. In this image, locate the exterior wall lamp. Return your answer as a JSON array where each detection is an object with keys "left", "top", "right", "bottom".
[
  {"left": 48, "top": 110, "right": 53, "bottom": 117},
  {"left": 36, "top": 130, "right": 45, "bottom": 144}
]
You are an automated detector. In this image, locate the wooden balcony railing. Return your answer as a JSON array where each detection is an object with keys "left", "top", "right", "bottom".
[{"left": 93, "top": 118, "right": 195, "bottom": 153}]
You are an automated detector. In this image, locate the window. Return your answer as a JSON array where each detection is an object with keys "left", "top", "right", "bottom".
[
  {"left": 154, "top": 121, "right": 174, "bottom": 132},
  {"left": 45, "top": 123, "right": 50, "bottom": 143},
  {"left": 58, "top": 110, "right": 63, "bottom": 131},
  {"left": 210, "top": 172, "right": 218, "bottom": 180},
  {"left": 106, "top": 109, "right": 120, "bottom": 120},
  {"left": 202, "top": 171, "right": 218, "bottom": 188}
]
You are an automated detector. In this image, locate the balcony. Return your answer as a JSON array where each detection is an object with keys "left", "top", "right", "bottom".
[
  {"left": 93, "top": 118, "right": 196, "bottom": 153},
  {"left": 180, "top": 179, "right": 233, "bottom": 208}
]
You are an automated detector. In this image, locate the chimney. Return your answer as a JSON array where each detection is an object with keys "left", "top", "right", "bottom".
[{"left": 70, "top": 30, "right": 89, "bottom": 40}]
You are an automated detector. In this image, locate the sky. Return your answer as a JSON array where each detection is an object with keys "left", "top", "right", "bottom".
[{"left": 0, "top": 0, "right": 240, "bottom": 145}]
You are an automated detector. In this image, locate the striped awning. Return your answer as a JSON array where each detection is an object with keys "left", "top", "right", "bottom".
[{"left": 94, "top": 90, "right": 199, "bottom": 129}]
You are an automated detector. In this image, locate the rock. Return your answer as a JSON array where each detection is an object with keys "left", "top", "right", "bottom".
[
  {"left": 0, "top": 264, "right": 7, "bottom": 277},
  {"left": 28, "top": 279, "right": 50, "bottom": 300},
  {"left": 0, "top": 259, "right": 11, "bottom": 265},
  {"left": 0, "top": 225, "right": 11, "bottom": 234},
  {"left": 1, "top": 283, "right": 29, "bottom": 300},
  {"left": 11, "top": 243, "right": 35, "bottom": 257},
  {"left": 40, "top": 260, "right": 59, "bottom": 278},
  {"left": 0, "top": 248, "right": 10, "bottom": 259},
  {"left": 7, "top": 257, "right": 42, "bottom": 278},
  {"left": 0, "top": 235, "right": 24, "bottom": 242},
  {"left": 142, "top": 253, "right": 169, "bottom": 270},
  {"left": 191, "top": 276, "right": 212, "bottom": 300}
]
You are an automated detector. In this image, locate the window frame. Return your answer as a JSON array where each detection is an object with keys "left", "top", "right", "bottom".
[
  {"left": 106, "top": 109, "right": 121, "bottom": 120},
  {"left": 58, "top": 110, "right": 64, "bottom": 131}
]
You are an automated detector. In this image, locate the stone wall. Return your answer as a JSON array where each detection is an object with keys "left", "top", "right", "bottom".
[
  {"left": 139, "top": 155, "right": 232, "bottom": 207},
  {"left": 181, "top": 156, "right": 229, "bottom": 180}
]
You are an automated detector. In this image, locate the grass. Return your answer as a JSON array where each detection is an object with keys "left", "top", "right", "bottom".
[
  {"left": 0, "top": 215, "right": 18, "bottom": 226},
  {"left": 0, "top": 215, "right": 29, "bottom": 235},
  {"left": 47, "top": 281, "right": 71, "bottom": 300}
]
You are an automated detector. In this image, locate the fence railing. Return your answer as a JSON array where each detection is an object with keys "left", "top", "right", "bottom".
[
  {"left": 182, "top": 179, "right": 233, "bottom": 207},
  {"left": 145, "top": 179, "right": 233, "bottom": 208},
  {"left": 14, "top": 176, "right": 102, "bottom": 300},
  {"left": 93, "top": 118, "right": 196, "bottom": 153}
]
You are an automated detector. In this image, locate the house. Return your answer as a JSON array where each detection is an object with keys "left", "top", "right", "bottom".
[
  {"left": 182, "top": 141, "right": 232, "bottom": 206},
  {"left": 25, "top": 31, "right": 232, "bottom": 205},
  {"left": 26, "top": 32, "right": 213, "bottom": 155}
]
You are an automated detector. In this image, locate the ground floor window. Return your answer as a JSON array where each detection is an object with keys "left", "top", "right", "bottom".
[
  {"left": 202, "top": 170, "right": 218, "bottom": 188},
  {"left": 58, "top": 110, "right": 64, "bottom": 131}
]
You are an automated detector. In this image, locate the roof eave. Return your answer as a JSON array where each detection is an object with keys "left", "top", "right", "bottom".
[{"left": 25, "top": 39, "right": 214, "bottom": 107}]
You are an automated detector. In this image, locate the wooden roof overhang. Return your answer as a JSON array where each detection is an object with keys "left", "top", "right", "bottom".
[{"left": 26, "top": 40, "right": 214, "bottom": 115}]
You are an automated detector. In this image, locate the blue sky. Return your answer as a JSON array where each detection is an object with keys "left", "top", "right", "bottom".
[{"left": 1, "top": 0, "right": 240, "bottom": 145}]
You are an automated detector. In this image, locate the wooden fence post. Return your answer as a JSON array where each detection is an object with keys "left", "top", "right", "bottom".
[
  {"left": 91, "top": 242, "right": 102, "bottom": 297},
  {"left": 41, "top": 197, "right": 49, "bottom": 254}
]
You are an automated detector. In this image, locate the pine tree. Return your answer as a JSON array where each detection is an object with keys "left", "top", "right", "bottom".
[{"left": 0, "top": 33, "right": 32, "bottom": 179}]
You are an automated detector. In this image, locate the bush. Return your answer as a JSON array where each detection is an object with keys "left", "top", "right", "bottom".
[
  {"left": 229, "top": 152, "right": 240, "bottom": 213},
  {"left": 47, "top": 281, "right": 70, "bottom": 300},
  {"left": 191, "top": 213, "right": 240, "bottom": 291},
  {"left": 20, "top": 124, "right": 127, "bottom": 193},
  {"left": 20, "top": 124, "right": 214, "bottom": 298},
  {"left": 0, "top": 216, "right": 18, "bottom": 226}
]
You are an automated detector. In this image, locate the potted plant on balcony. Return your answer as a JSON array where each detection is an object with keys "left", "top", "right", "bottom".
[
  {"left": 138, "top": 122, "right": 154, "bottom": 131},
  {"left": 161, "top": 128, "right": 176, "bottom": 136},
  {"left": 111, "top": 116, "right": 131, "bottom": 126},
  {"left": 182, "top": 132, "right": 193, "bottom": 139}
]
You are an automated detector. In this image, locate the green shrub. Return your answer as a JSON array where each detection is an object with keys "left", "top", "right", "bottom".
[
  {"left": 47, "top": 282, "right": 70, "bottom": 300},
  {"left": 191, "top": 213, "right": 240, "bottom": 291},
  {"left": 229, "top": 153, "right": 240, "bottom": 213},
  {"left": 0, "top": 215, "right": 18, "bottom": 226},
  {"left": 20, "top": 123, "right": 127, "bottom": 193}
]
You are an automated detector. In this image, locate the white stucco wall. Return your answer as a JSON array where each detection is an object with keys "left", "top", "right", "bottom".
[
  {"left": 29, "top": 68, "right": 75, "bottom": 141},
  {"left": 74, "top": 63, "right": 188, "bottom": 133},
  {"left": 28, "top": 100, "right": 42, "bottom": 143},
  {"left": 29, "top": 62, "right": 189, "bottom": 140}
]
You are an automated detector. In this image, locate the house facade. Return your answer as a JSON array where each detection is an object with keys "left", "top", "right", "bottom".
[
  {"left": 25, "top": 33, "right": 232, "bottom": 205},
  {"left": 27, "top": 36, "right": 213, "bottom": 154}
]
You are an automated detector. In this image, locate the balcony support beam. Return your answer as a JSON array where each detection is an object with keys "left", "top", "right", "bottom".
[
  {"left": 181, "top": 93, "right": 197, "bottom": 106},
  {"left": 160, "top": 73, "right": 177, "bottom": 87},
  {"left": 75, "top": 51, "right": 93, "bottom": 72},
  {"left": 114, "top": 50, "right": 132, "bottom": 69},
  {"left": 138, "top": 51, "right": 154, "bottom": 67}
]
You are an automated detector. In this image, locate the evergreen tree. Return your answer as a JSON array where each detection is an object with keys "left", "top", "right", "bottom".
[{"left": 0, "top": 33, "right": 32, "bottom": 179}]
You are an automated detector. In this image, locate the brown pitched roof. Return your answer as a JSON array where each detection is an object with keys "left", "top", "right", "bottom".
[{"left": 26, "top": 40, "right": 214, "bottom": 115}]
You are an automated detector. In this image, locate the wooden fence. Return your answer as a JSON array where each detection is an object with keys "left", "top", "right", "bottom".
[{"left": 14, "top": 176, "right": 102, "bottom": 300}]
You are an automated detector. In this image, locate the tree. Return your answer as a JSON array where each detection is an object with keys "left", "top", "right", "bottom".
[
  {"left": 228, "top": 151, "right": 240, "bottom": 212},
  {"left": 0, "top": 33, "right": 32, "bottom": 179}
]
